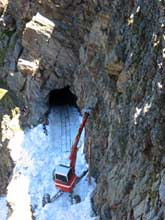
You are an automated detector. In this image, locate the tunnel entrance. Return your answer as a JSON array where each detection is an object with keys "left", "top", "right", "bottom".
[{"left": 49, "top": 86, "right": 77, "bottom": 107}]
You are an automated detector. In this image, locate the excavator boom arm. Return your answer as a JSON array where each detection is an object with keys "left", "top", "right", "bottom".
[{"left": 69, "top": 112, "right": 89, "bottom": 170}]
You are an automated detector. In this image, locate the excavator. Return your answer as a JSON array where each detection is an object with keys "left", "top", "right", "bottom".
[
  {"left": 52, "top": 111, "right": 89, "bottom": 192},
  {"left": 42, "top": 111, "right": 90, "bottom": 206}
]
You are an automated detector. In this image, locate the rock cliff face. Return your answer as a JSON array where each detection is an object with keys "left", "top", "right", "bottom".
[
  {"left": 0, "top": 83, "right": 19, "bottom": 194},
  {"left": 0, "top": 0, "right": 164, "bottom": 219}
]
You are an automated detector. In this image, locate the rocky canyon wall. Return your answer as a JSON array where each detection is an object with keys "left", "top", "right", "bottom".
[{"left": 0, "top": 0, "right": 164, "bottom": 219}]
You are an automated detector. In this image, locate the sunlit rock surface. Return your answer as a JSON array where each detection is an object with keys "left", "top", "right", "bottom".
[{"left": 0, "top": 0, "right": 164, "bottom": 219}]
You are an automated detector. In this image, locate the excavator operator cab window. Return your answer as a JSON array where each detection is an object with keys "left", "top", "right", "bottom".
[
  {"left": 55, "top": 164, "right": 73, "bottom": 183},
  {"left": 55, "top": 173, "right": 68, "bottom": 183},
  {"left": 67, "top": 168, "right": 73, "bottom": 180}
]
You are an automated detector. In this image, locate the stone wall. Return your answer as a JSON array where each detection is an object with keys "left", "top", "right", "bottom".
[{"left": 0, "top": 0, "right": 164, "bottom": 219}]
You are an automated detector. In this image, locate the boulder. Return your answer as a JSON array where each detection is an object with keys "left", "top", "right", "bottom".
[
  {"left": 22, "top": 13, "right": 57, "bottom": 61},
  {"left": 17, "top": 58, "right": 39, "bottom": 76}
]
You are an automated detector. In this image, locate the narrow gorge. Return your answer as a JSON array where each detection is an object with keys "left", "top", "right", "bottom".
[{"left": 0, "top": 0, "right": 164, "bottom": 220}]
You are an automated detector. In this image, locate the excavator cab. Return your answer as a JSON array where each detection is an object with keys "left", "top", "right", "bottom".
[
  {"left": 53, "top": 164, "right": 77, "bottom": 192},
  {"left": 53, "top": 164, "right": 73, "bottom": 183}
]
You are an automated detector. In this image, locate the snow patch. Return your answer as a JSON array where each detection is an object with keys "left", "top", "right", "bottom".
[
  {"left": 6, "top": 106, "right": 96, "bottom": 220},
  {"left": 0, "top": 196, "right": 8, "bottom": 220}
]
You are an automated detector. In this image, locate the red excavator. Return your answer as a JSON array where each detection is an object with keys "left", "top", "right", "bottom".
[
  {"left": 52, "top": 111, "right": 89, "bottom": 192},
  {"left": 42, "top": 111, "right": 90, "bottom": 206}
]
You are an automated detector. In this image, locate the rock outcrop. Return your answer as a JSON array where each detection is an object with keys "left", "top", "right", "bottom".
[
  {"left": 0, "top": 0, "right": 164, "bottom": 219},
  {"left": 0, "top": 85, "right": 20, "bottom": 194}
]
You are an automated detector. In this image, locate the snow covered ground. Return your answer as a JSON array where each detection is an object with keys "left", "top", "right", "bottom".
[
  {"left": 0, "top": 197, "right": 8, "bottom": 220},
  {"left": 0, "top": 106, "right": 96, "bottom": 220}
]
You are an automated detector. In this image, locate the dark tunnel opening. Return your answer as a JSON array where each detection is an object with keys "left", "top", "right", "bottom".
[{"left": 49, "top": 86, "right": 77, "bottom": 107}]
